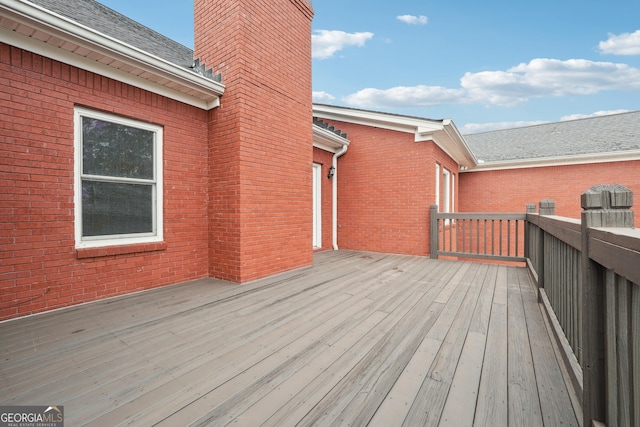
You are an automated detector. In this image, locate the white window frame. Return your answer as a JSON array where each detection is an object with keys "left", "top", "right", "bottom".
[
  {"left": 74, "top": 107, "right": 163, "bottom": 248},
  {"left": 442, "top": 168, "right": 451, "bottom": 214},
  {"left": 435, "top": 164, "right": 440, "bottom": 206},
  {"left": 451, "top": 172, "right": 455, "bottom": 213}
]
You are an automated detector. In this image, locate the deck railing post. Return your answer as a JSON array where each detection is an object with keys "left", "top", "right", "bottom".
[
  {"left": 536, "top": 199, "right": 554, "bottom": 296},
  {"left": 430, "top": 204, "right": 439, "bottom": 259},
  {"left": 525, "top": 203, "right": 536, "bottom": 260},
  {"left": 581, "top": 184, "right": 634, "bottom": 427},
  {"left": 539, "top": 199, "right": 556, "bottom": 215}
]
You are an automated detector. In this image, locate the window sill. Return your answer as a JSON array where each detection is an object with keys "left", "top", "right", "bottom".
[{"left": 76, "top": 242, "right": 167, "bottom": 259}]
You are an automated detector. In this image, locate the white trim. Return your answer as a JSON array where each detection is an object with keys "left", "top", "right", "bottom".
[
  {"left": 435, "top": 164, "right": 440, "bottom": 206},
  {"left": 74, "top": 107, "right": 163, "bottom": 248},
  {"left": 451, "top": 172, "right": 455, "bottom": 213},
  {"left": 442, "top": 168, "right": 451, "bottom": 214},
  {"left": 0, "top": 0, "right": 224, "bottom": 109},
  {"left": 463, "top": 150, "right": 640, "bottom": 172},
  {"left": 312, "top": 163, "right": 322, "bottom": 248},
  {"left": 313, "top": 104, "right": 477, "bottom": 168},
  {"left": 313, "top": 124, "right": 350, "bottom": 153}
]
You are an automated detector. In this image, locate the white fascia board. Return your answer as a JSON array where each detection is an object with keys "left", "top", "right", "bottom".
[
  {"left": 462, "top": 150, "right": 640, "bottom": 172},
  {"left": 0, "top": 0, "right": 225, "bottom": 109},
  {"left": 313, "top": 124, "right": 350, "bottom": 153},
  {"left": 313, "top": 104, "right": 477, "bottom": 168},
  {"left": 314, "top": 104, "right": 431, "bottom": 134}
]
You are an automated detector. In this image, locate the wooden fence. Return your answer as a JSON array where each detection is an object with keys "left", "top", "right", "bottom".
[
  {"left": 526, "top": 185, "right": 639, "bottom": 427},
  {"left": 430, "top": 184, "right": 640, "bottom": 427},
  {"left": 429, "top": 206, "right": 526, "bottom": 262}
]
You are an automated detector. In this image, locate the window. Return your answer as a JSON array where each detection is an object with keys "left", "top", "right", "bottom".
[
  {"left": 442, "top": 168, "right": 451, "bottom": 213},
  {"left": 436, "top": 164, "right": 455, "bottom": 224},
  {"left": 435, "top": 164, "right": 440, "bottom": 205},
  {"left": 74, "top": 107, "right": 163, "bottom": 248}
]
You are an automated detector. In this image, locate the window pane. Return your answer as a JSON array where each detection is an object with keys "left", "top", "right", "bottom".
[
  {"left": 82, "top": 117, "right": 154, "bottom": 179},
  {"left": 82, "top": 181, "right": 153, "bottom": 236}
]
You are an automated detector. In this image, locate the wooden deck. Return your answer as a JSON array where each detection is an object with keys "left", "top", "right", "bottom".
[{"left": 0, "top": 251, "right": 578, "bottom": 426}]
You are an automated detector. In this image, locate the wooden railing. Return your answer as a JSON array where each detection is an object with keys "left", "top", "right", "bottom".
[
  {"left": 525, "top": 185, "right": 640, "bottom": 427},
  {"left": 430, "top": 184, "right": 639, "bottom": 427},
  {"left": 429, "top": 206, "right": 526, "bottom": 262}
]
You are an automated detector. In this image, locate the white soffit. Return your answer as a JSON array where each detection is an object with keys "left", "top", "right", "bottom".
[
  {"left": 313, "top": 124, "right": 350, "bottom": 153},
  {"left": 0, "top": 0, "right": 225, "bottom": 110}
]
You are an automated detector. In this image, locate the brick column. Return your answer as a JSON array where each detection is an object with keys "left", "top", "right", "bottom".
[{"left": 195, "top": 0, "right": 314, "bottom": 282}]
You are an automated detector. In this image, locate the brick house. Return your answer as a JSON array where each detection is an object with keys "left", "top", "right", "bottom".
[
  {"left": 2, "top": 0, "right": 639, "bottom": 321},
  {"left": 1, "top": 0, "right": 315, "bottom": 320},
  {"left": 314, "top": 106, "right": 640, "bottom": 257},
  {"left": 312, "top": 104, "right": 475, "bottom": 256},
  {"left": 460, "top": 111, "right": 640, "bottom": 227}
]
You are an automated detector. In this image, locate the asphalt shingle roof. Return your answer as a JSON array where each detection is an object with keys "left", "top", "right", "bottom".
[
  {"left": 464, "top": 111, "right": 640, "bottom": 163},
  {"left": 28, "top": 0, "right": 195, "bottom": 69},
  {"left": 313, "top": 117, "right": 348, "bottom": 139}
]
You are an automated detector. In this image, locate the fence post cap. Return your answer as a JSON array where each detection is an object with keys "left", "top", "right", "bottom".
[
  {"left": 539, "top": 199, "right": 556, "bottom": 215},
  {"left": 581, "top": 184, "right": 633, "bottom": 210}
]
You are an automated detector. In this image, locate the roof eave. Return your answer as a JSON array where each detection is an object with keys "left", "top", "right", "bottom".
[
  {"left": 313, "top": 104, "right": 477, "bottom": 168},
  {"left": 0, "top": 0, "right": 225, "bottom": 110},
  {"left": 463, "top": 150, "right": 640, "bottom": 172},
  {"left": 313, "top": 124, "right": 350, "bottom": 153}
]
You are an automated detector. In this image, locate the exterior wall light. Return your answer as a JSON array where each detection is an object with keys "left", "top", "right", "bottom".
[{"left": 327, "top": 165, "right": 335, "bottom": 179}]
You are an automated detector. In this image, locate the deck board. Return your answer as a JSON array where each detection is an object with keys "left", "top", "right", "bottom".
[{"left": 0, "top": 251, "right": 578, "bottom": 426}]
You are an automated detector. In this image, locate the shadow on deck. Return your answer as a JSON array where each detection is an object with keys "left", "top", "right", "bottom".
[{"left": 0, "top": 251, "right": 579, "bottom": 426}]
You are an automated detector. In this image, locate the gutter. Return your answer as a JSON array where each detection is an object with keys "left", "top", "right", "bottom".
[
  {"left": 0, "top": 0, "right": 225, "bottom": 109},
  {"left": 461, "top": 149, "right": 640, "bottom": 172},
  {"left": 331, "top": 144, "right": 348, "bottom": 250}
]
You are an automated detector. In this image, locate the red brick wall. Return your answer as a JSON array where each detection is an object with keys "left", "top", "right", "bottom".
[
  {"left": 458, "top": 161, "right": 640, "bottom": 227},
  {"left": 434, "top": 145, "right": 460, "bottom": 216},
  {"left": 0, "top": 44, "right": 210, "bottom": 320},
  {"left": 195, "top": 0, "right": 315, "bottom": 281},
  {"left": 321, "top": 121, "right": 452, "bottom": 256},
  {"left": 313, "top": 148, "right": 335, "bottom": 251}
]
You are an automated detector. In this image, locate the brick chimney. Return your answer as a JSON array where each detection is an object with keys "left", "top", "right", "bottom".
[{"left": 194, "top": 0, "right": 315, "bottom": 282}]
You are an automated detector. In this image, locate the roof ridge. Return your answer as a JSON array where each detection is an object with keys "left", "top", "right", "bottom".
[{"left": 467, "top": 109, "right": 638, "bottom": 136}]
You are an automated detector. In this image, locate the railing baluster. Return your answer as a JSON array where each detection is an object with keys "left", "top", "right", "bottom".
[
  {"left": 429, "top": 212, "right": 527, "bottom": 262},
  {"left": 462, "top": 219, "right": 466, "bottom": 254},
  {"left": 492, "top": 220, "right": 495, "bottom": 255},
  {"left": 476, "top": 219, "right": 480, "bottom": 254},
  {"left": 515, "top": 219, "right": 519, "bottom": 257},
  {"left": 484, "top": 219, "right": 487, "bottom": 255},
  {"left": 507, "top": 219, "right": 511, "bottom": 257}
]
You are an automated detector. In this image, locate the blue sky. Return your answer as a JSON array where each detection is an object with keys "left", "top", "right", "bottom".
[{"left": 99, "top": 0, "right": 640, "bottom": 133}]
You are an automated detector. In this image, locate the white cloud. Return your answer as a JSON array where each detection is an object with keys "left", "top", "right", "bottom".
[
  {"left": 397, "top": 15, "right": 428, "bottom": 25},
  {"left": 342, "top": 58, "right": 640, "bottom": 110},
  {"left": 312, "top": 30, "right": 374, "bottom": 59},
  {"left": 599, "top": 30, "right": 640, "bottom": 55},
  {"left": 462, "top": 58, "right": 640, "bottom": 106},
  {"left": 312, "top": 91, "right": 336, "bottom": 104},
  {"left": 560, "top": 109, "right": 630, "bottom": 121},
  {"left": 343, "top": 85, "right": 465, "bottom": 108}
]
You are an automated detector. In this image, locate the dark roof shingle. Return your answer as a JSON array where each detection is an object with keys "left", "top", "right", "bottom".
[
  {"left": 28, "top": 0, "right": 194, "bottom": 68},
  {"left": 464, "top": 111, "right": 640, "bottom": 162}
]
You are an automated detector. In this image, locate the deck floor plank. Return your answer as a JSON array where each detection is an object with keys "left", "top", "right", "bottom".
[
  {"left": 507, "top": 266, "right": 544, "bottom": 427},
  {"left": 517, "top": 268, "right": 579, "bottom": 426},
  {"left": 0, "top": 251, "right": 579, "bottom": 427}
]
